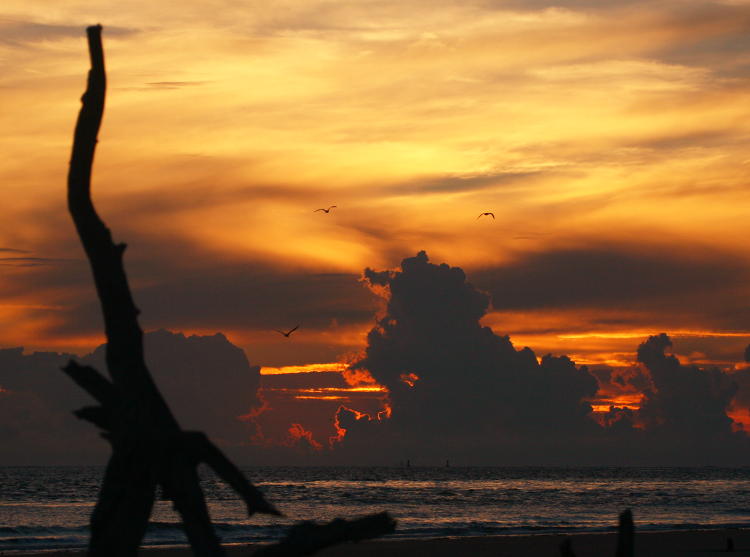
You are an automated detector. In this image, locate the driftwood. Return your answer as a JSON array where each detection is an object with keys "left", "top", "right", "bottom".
[
  {"left": 65, "top": 25, "right": 281, "bottom": 557},
  {"left": 65, "top": 25, "right": 395, "bottom": 556},
  {"left": 253, "top": 512, "right": 397, "bottom": 557},
  {"left": 615, "top": 509, "right": 634, "bottom": 557}
]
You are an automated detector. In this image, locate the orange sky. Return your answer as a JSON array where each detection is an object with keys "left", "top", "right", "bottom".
[{"left": 3, "top": 1, "right": 750, "bottom": 373}]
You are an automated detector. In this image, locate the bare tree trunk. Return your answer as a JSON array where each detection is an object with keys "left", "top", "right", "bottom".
[
  {"left": 65, "top": 25, "right": 393, "bottom": 557},
  {"left": 65, "top": 25, "right": 278, "bottom": 557}
]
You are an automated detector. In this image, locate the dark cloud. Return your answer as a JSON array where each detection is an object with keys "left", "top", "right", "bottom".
[
  {"left": 635, "top": 333, "right": 738, "bottom": 435},
  {"left": 338, "top": 251, "right": 599, "bottom": 461},
  {"left": 132, "top": 267, "right": 375, "bottom": 333},
  {"left": 0, "top": 347, "right": 106, "bottom": 464},
  {"left": 0, "top": 256, "right": 74, "bottom": 267},
  {"left": 332, "top": 252, "right": 750, "bottom": 465},
  {"left": 470, "top": 244, "right": 750, "bottom": 318},
  {"left": 86, "top": 330, "right": 261, "bottom": 444},
  {"left": 0, "top": 330, "right": 262, "bottom": 464},
  {"left": 0, "top": 18, "right": 136, "bottom": 47},
  {"left": 3, "top": 230, "right": 377, "bottom": 344},
  {"left": 384, "top": 171, "right": 547, "bottom": 195}
]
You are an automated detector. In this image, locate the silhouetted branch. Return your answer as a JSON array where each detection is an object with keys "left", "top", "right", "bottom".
[
  {"left": 183, "top": 432, "right": 281, "bottom": 516},
  {"left": 62, "top": 361, "right": 117, "bottom": 405},
  {"left": 65, "top": 25, "right": 278, "bottom": 557},
  {"left": 253, "top": 513, "right": 397, "bottom": 557}
]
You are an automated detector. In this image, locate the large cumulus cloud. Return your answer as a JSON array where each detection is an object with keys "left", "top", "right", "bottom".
[
  {"left": 337, "top": 251, "right": 600, "bottom": 462},
  {"left": 335, "top": 252, "right": 750, "bottom": 465},
  {"left": 635, "top": 333, "right": 737, "bottom": 435}
]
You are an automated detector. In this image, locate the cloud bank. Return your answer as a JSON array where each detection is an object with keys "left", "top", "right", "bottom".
[
  {"left": 3, "top": 252, "right": 750, "bottom": 466},
  {"left": 333, "top": 252, "right": 750, "bottom": 465},
  {"left": 0, "top": 330, "right": 262, "bottom": 464}
]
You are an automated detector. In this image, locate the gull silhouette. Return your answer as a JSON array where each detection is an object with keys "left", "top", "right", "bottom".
[
  {"left": 314, "top": 206, "right": 337, "bottom": 213},
  {"left": 477, "top": 212, "right": 495, "bottom": 220},
  {"left": 274, "top": 325, "right": 299, "bottom": 338}
]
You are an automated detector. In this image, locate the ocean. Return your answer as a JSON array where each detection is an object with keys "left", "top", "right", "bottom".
[{"left": 1, "top": 466, "right": 749, "bottom": 552}]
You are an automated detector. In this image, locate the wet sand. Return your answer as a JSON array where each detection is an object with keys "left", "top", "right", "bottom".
[{"left": 8, "top": 528, "right": 750, "bottom": 557}]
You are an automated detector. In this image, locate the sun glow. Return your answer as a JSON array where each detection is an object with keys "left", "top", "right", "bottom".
[
  {"left": 590, "top": 393, "right": 644, "bottom": 414},
  {"left": 261, "top": 363, "right": 349, "bottom": 375}
]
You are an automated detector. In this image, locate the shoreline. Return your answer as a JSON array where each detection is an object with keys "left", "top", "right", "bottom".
[{"left": 5, "top": 527, "right": 749, "bottom": 557}]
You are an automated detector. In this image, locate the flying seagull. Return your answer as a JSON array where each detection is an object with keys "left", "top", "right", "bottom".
[
  {"left": 314, "top": 206, "right": 337, "bottom": 213},
  {"left": 477, "top": 212, "right": 495, "bottom": 220},
  {"left": 274, "top": 325, "right": 299, "bottom": 338}
]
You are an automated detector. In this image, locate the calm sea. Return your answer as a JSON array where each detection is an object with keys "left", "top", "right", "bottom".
[{"left": 1, "top": 466, "right": 749, "bottom": 552}]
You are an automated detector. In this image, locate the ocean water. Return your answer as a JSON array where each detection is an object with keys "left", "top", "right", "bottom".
[{"left": 1, "top": 466, "right": 749, "bottom": 552}]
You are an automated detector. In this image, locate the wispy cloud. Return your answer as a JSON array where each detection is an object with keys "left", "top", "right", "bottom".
[{"left": 0, "top": 17, "right": 136, "bottom": 47}]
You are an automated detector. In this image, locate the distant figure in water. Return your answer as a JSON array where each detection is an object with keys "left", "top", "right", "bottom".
[
  {"left": 274, "top": 325, "right": 299, "bottom": 338},
  {"left": 446, "top": 459, "right": 450, "bottom": 467},
  {"left": 726, "top": 537, "right": 735, "bottom": 552},
  {"left": 476, "top": 212, "right": 495, "bottom": 220},
  {"left": 315, "top": 206, "right": 337, "bottom": 213},
  {"left": 406, "top": 459, "right": 411, "bottom": 468}
]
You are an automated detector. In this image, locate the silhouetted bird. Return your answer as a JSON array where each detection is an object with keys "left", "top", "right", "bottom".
[
  {"left": 477, "top": 212, "right": 495, "bottom": 220},
  {"left": 274, "top": 325, "right": 299, "bottom": 338},
  {"left": 315, "top": 206, "right": 337, "bottom": 213}
]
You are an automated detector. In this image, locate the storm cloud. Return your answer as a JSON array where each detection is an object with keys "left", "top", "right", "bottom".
[
  {"left": 336, "top": 251, "right": 600, "bottom": 462},
  {"left": 0, "top": 330, "right": 262, "bottom": 464},
  {"left": 333, "top": 252, "right": 750, "bottom": 465}
]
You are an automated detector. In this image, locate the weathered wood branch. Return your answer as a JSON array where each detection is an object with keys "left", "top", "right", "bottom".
[
  {"left": 68, "top": 25, "right": 175, "bottom": 415},
  {"left": 66, "top": 25, "right": 279, "bottom": 557},
  {"left": 62, "top": 361, "right": 118, "bottom": 405},
  {"left": 182, "top": 432, "right": 281, "bottom": 516},
  {"left": 253, "top": 512, "right": 397, "bottom": 557}
]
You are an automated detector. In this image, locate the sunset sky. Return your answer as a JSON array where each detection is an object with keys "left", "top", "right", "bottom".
[{"left": 3, "top": 1, "right": 750, "bottom": 462}]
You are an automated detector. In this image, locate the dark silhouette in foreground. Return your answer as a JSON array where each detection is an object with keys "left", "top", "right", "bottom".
[
  {"left": 314, "top": 205, "right": 337, "bottom": 213},
  {"left": 64, "top": 25, "right": 394, "bottom": 556},
  {"left": 476, "top": 212, "right": 495, "bottom": 219},
  {"left": 560, "top": 509, "right": 633, "bottom": 557},
  {"left": 254, "top": 513, "right": 396, "bottom": 557},
  {"left": 616, "top": 509, "right": 634, "bottom": 557},
  {"left": 274, "top": 325, "right": 300, "bottom": 338},
  {"left": 559, "top": 537, "right": 576, "bottom": 557}
]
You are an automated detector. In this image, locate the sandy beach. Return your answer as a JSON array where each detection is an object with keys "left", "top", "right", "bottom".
[{"left": 6, "top": 529, "right": 748, "bottom": 557}]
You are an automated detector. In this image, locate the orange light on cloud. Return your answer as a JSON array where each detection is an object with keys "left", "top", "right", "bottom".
[
  {"left": 3, "top": 1, "right": 750, "bottom": 403},
  {"left": 329, "top": 406, "right": 371, "bottom": 447},
  {"left": 264, "top": 386, "right": 388, "bottom": 400},
  {"left": 399, "top": 372, "right": 420, "bottom": 387},
  {"left": 590, "top": 393, "right": 644, "bottom": 414},
  {"left": 261, "top": 363, "right": 348, "bottom": 375},
  {"left": 287, "top": 423, "right": 322, "bottom": 450}
]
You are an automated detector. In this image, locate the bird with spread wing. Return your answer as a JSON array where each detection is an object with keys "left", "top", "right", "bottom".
[{"left": 274, "top": 325, "right": 300, "bottom": 338}]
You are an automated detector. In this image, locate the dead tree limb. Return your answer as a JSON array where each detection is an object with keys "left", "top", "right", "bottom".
[
  {"left": 252, "top": 512, "right": 397, "bottom": 557},
  {"left": 66, "top": 25, "right": 279, "bottom": 557}
]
